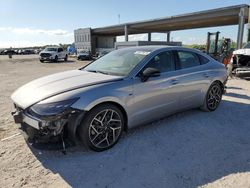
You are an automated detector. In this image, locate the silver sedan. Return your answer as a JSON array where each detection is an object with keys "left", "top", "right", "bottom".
[{"left": 11, "top": 46, "right": 227, "bottom": 151}]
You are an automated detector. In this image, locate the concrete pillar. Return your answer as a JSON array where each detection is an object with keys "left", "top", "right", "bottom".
[
  {"left": 237, "top": 8, "right": 245, "bottom": 49},
  {"left": 124, "top": 25, "right": 128, "bottom": 42},
  {"left": 148, "top": 33, "right": 151, "bottom": 41},
  {"left": 167, "top": 32, "right": 171, "bottom": 42},
  {"left": 247, "top": 23, "right": 250, "bottom": 42},
  {"left": 247, "top": 8, "right": 250, "bottom": 42}
]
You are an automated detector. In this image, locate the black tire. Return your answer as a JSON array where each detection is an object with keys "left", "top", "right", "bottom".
[
  {"left": 64, "top": 55, "right": 68, "bottom": 62},
  {"left": 40, "top": 60, "right": 44, "bottom": 63},
  {"left": 78, "top": 104, "right": 124, "bottom": 152},
  {"left": 201, "top": 82, "right": 223, "bottom": 112},
  {"left": 54, "top": 56, "right": 58, "bottom": 62}
]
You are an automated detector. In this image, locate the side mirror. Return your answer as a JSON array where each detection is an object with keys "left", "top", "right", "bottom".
[{"left": 140, "top": 67, "right": 160, "bottom": 82}]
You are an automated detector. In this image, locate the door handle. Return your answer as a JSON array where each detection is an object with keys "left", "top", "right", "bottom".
[
  {"left": 170, "top": 79, "right": 179, "bottom": 85},
  {"left": 203, "top": 73, "right": 210, "bottom": 78}
]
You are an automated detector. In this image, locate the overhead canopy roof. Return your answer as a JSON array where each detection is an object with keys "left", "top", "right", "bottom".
[{"left": 91, "top": 4, "right": 249, "bottom": 36}]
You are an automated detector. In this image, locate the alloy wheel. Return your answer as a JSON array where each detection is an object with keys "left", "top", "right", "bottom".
[
  {"left": 88, "top": 109, "right": 122, "bottom": 149},
  {"left": 207, "top": 84, "right": 222, "bottom": 110}
]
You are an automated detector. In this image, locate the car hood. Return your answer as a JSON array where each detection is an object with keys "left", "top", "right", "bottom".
[
  {"left": 233, "top": 48, "right": 250, "bottom": 56},
  {"left": 40, "top": 51, "right": 56, "bottom": 54},
  {"left": 11, "top": 70, "right": 123, "bottom": 109}
]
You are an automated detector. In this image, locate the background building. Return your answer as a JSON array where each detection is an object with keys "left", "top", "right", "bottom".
[
  {"left": 74, "top": 28, "right": 92, "bottom": 52},
  {"left": 74, "top": 4, "right": 249, "bottom": 55}
]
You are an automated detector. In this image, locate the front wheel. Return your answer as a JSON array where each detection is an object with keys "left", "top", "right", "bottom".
[
  {"left": 78, "top": 104, "right": 124, "bottom": 152},
  {"left": 201, "top": 82, "right": 223, "bottom": 112},
  {"left": 64, "top": 55, "right": 68, "bottom": 62},
  {"left": 54, "top": 55, "right": 58, "bottom": 62}
]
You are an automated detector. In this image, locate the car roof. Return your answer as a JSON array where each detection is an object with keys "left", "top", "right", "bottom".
[
  {"left": 124, "top": 45, "right": 213, "bottom": 62},
  {"left": 121, "top": 45, "right": 172, "bottom": 52},
  {"left": 119, "top": 45, "right": 203, "bottom": 54}
]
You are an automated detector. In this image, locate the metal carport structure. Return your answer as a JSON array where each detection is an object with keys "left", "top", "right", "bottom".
[{"left": 91, "top": 4, "right": 249, "bottom": 49}]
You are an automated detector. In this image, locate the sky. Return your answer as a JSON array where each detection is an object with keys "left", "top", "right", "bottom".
[{"left": 0, "top": 0, "right": 249, "bottom": 48}]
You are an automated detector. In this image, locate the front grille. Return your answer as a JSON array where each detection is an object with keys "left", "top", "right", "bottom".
[{"left": 40, "top": 53, "right": 51, "bottom": 57}]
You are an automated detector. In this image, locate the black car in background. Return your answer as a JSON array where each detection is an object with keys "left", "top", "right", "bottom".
[
  {"left": 0, "top": 49, "right": 16, "bottom": 55},
  {"left": 77, "top": 51, "right": 91, "bottom": 60}
]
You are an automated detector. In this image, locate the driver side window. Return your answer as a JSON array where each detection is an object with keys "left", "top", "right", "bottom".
[{"left": 144, "top": 51, "right": 175, "bottom": 73}]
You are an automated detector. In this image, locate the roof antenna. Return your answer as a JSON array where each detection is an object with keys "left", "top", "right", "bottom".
[{"left": 118, "top": 14, "right": 120, "bottom": 24}]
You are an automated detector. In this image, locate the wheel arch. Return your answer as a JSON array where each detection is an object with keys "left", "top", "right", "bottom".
[
  {"left": 200, "top": 79, "right": 224, "bottom": 112},
  {"left": 212, "top": 80, "right": 225, "bottom": 92},
  {"left": 69, "top": 100, "right": 128, "bottom": 144},
  {"left": 85, "top": 101, "right": 128, "bottom": 132}
]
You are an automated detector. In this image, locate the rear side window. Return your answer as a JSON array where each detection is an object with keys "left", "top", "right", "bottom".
[
  {"left": 145, "top": 51, "right": 175, "bottom": 73},
  {"left": 199, "top": 54, "right": 210, "bottom": 65},
  {"left": 177, "top": 51, "right": 200, "bottom": 69}
]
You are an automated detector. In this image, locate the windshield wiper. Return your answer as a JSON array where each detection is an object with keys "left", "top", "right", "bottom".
[{"left": 87, "top": 70, "right": 111, "bottom": 75}]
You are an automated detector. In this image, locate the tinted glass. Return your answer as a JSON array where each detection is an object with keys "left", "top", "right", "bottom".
[
  {"left": 145, "top": 51, "right": 175, "bottom": 73},
  {"left": 199, "top": 54, "right": 209, "bottom": 65},
  {"left": 45, "top": 48, "right": 57, "bottom": 52},
  {"left": 177, "top": 51, "right": 200, "bottom": 69}
]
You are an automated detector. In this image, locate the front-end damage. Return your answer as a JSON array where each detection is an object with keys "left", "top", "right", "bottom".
[
  {"left": 230, "top": 46, "right": 250, "bottom": 78},
  {"left": 12, "top": 103, "right": 85, "bottom": 144}
]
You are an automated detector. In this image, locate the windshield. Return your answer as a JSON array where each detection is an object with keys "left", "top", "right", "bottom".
[
  {"left": 84, "top": 48, "right": 151, "bottom": 76},
  {"left": 45, "top": 48, "right": 57, "bottom": 52},
  {"left": 243, "top": 42, "right": 250, "bottom": 49}
]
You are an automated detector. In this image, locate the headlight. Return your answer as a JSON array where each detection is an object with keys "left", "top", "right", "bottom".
[{"left": 30, "top": 98, "right": 79, "bottom": 116}]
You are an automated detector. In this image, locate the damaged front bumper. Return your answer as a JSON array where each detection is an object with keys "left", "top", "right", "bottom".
[{"left": 11, "top": 105, "right": 85, "bottom": 143}]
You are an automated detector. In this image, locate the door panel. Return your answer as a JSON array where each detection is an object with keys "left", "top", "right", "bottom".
[
  {"left": 130, "top": 50, "right": 182, "bottom": 127},
  {"left": 131, "top": 74, "right": 181, "bottom": 126},
  {"left": 174, "top": 50, "right": 211, "bottom": 109}
]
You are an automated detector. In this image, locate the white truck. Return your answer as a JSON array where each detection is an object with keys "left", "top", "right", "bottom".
[
  {"left": 39, "top": 47, "right": 68, "bottom": 62},
  {"left": 229, "top": 42, "right": 250, "bottom": 78}
]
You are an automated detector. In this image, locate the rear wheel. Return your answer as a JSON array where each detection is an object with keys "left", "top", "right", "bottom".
[
  {"left": 78, "top": 104, "right": 124, "bottom": 152},
  {"left": 201, "top": 82, "right": 223, "bottom": 112}
]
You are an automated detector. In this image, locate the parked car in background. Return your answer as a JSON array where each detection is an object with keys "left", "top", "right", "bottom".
[
  {"left": 98, "top": 50, "right": 110, "bottom": 58},
  {"left": 17, "top": 49, "right": 34, "bottom": 55},
  {"left": 34, "top": 49, "right": 42, "bottom": 54},
  {"left": 229, "top": 42, "right": 250, "bottom": 78},
  {"left": 0, "top": 49, "right": 16, "bottom": 55},
  {"left": 23, "top": 49, "right": 35, "bottom": 55},
  {"left": 11, "top": 46, "right": 227, "bottom": 152},
  {"left": 17, "top": 49, "right": 24, "bottom": 55},
  {"left": 77, "top": 50, "right": 91, "bottom": 60},
  {"left": 39, "top": 47, "right": 68, "bottom": 62}
]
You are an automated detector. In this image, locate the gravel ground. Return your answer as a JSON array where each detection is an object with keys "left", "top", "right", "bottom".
[{"left": 0, "top": 55, "right": 249, "bottom": 188}]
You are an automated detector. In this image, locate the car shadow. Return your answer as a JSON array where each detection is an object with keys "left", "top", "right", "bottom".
[
  {"left": 226, "top": 86, "right": 243, "bottom": 90},
  {"left": 41, "top": 60, "right": 76, "bottom": 64},
  {"left": 225, "top": 92, "right": 250, "bottom": 100},
  {"left": 29, "top": 99, "right": 250, "bottom": 188}
]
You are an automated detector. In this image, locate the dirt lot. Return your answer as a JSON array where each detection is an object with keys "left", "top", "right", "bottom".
[{"left": 0, "top": 55, "right": 250, "bottom": 188}]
